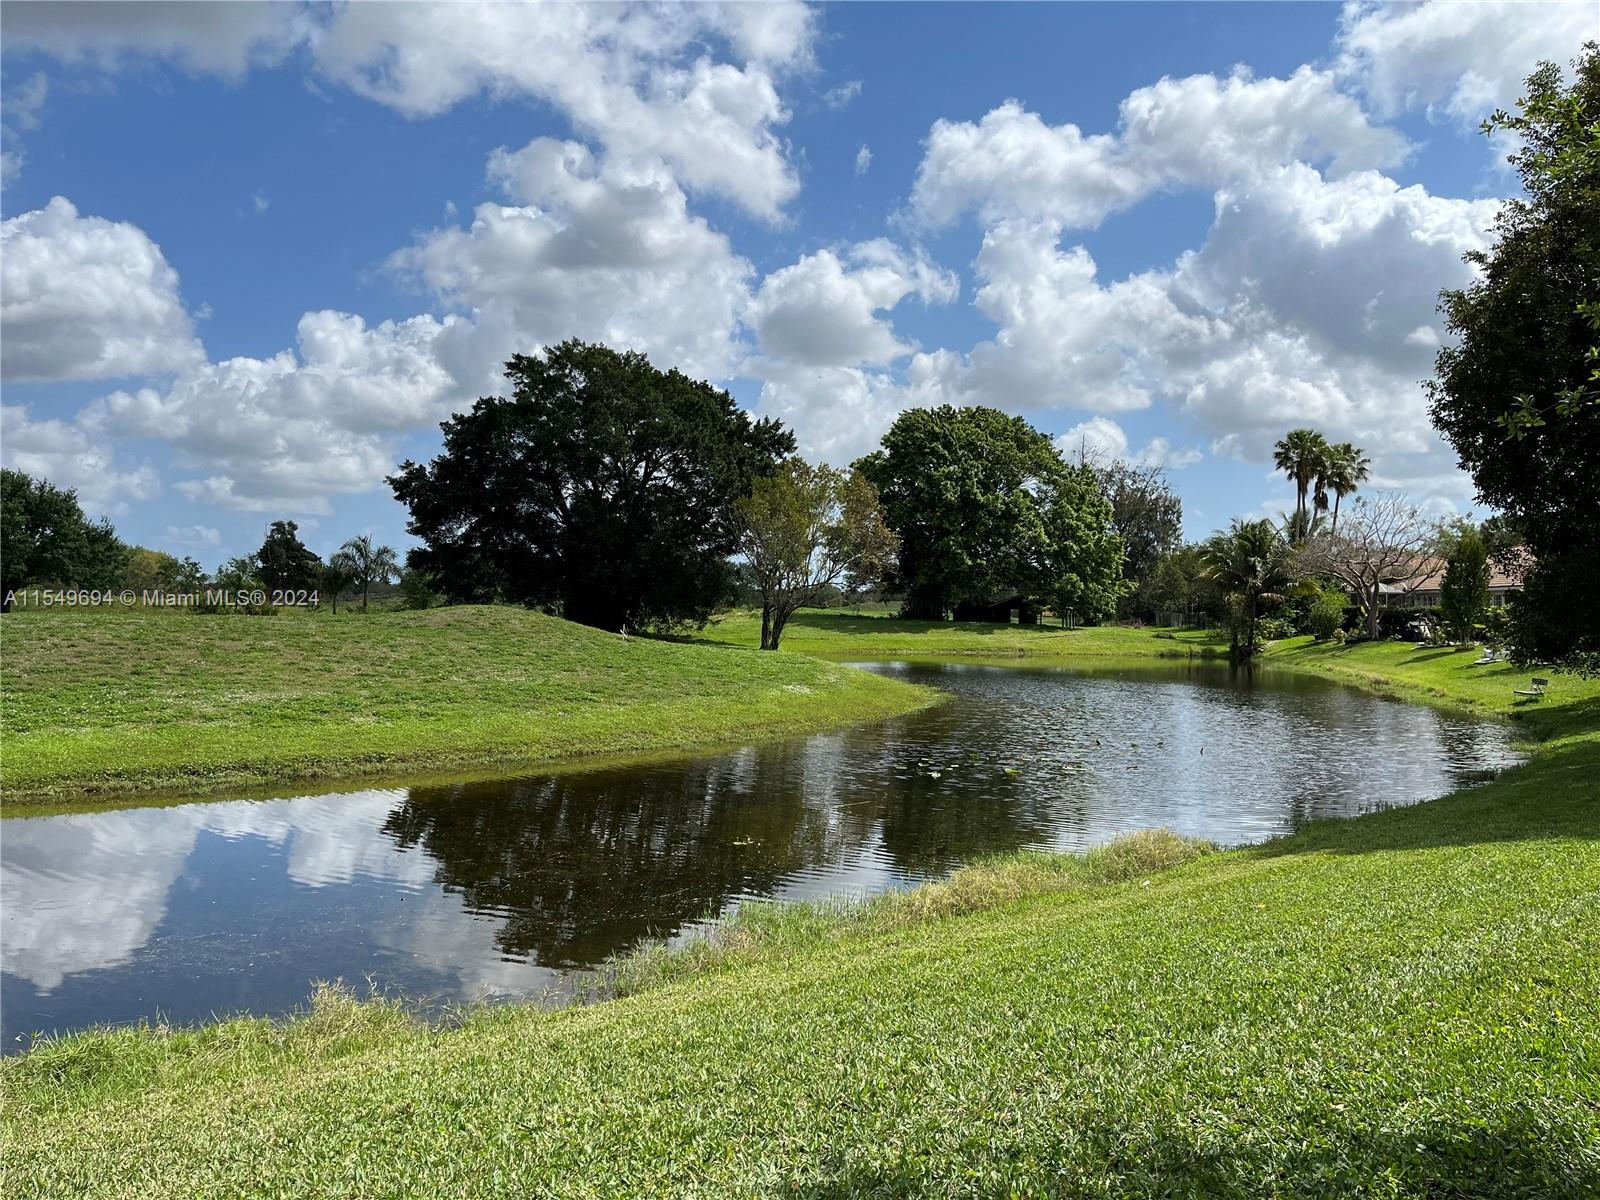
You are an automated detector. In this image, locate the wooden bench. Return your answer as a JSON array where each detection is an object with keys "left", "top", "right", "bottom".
[{"left": 1513, "top": 677, "right": 1549, "bottom": 699}]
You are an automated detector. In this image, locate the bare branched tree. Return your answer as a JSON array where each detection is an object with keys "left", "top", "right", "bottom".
[{"left": 1298, "top": 493, "right": 1439, "bottom": 639}]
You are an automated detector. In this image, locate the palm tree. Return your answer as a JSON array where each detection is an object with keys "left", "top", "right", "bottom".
[
  {"left": 1322, "top": 442, "right": 1371, "bottom": 536},
  {"left": 1203, "top": 518, "right": 1293, "bottom": 660},
  {"left": 1279, "top": 507, "right": 1322, "bottom": 547},
  {"left": 339, "top": 534, "right": 400, "bottom": 612},
  {"left": 1272, "top": 429, "right": 1331, "bottom": 536},
  {"left": 321, "top": 554, "right": 356, "bottom": 615}
]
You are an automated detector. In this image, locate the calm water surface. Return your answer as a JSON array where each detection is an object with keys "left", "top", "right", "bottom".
[{"left": 2, "top": 662, "right": 1521, "bottom": 1048}]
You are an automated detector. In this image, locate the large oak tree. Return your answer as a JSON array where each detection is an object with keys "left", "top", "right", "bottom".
[
  {"left": 390, "top": 341, "right": 793, "bottom": 631},
  {"left": 0, "top": 468, "right": 130, "bottom": 610},
  {"left": 1427, "top": 47, "right": 1600, "bottom": 670},
  {"left": 856, "top": 405, "right": 1125, "bottom": 622}
]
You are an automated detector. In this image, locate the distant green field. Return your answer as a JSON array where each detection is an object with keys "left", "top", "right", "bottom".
[
  {"left": 704, "top": 607, "right": 1600, "bottom": 741},
  {"left": 0, "top": 606, "right": 936, "bottom": 806},
  {"left": 699, "top": 605, "right": 1228, "bottom": 659}
]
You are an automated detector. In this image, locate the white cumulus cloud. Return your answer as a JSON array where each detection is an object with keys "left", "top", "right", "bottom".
[
  {"left": 7, "top": 2, "right": 818, "bottom": 220},
  {"left": 393, "top": 138, "right": 756, "bottom": 383},
  {"left": 1054, "top": 417, "right": 1203, "bottom": 470},
  {"left": 911, "top": 66, "right": 1408, "bottom": 230},
  {"left": 85, "top": 310, "right": 463, "bottom": 512},
  {"left": 1, "top": 196, "right": 204, "bottom": 382},
  {"left": 747, "top": 240, "right": 957, "bottom": 368},
  {"left": 0, "top": 402, "right": 159, "bottom": 516},
  {"left": 1337, "top": 0, "right": 1595, "bottom": 123}
]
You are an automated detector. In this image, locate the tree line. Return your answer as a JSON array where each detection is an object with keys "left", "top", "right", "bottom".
[
  {"left": 387, "top": 341, "right": 1145, "bottom": 651},
  {"left": 0, "top": 468, "right": 407, "bottom": 614}
]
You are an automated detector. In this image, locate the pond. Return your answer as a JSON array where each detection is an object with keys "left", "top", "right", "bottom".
[{"left": 2, "top": 661, "right": 1521, "bottom": 1049}]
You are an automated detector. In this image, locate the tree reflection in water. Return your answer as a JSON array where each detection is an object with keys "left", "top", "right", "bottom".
[{"left": 379, "top": 725, "right": 1051, "bottom": 966}]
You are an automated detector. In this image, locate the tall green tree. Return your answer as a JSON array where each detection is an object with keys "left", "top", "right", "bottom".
[
  {"left": 1321, "top": 442, "right": 1370, "bottom": 536},
  {"left": 855, "top": 406, "right": 1063, "bottom": 619},
  {"left": 212, "top": 556, "right": 262, "bottom": 590},
  {"left": 256, "top": 521, "right": 322, "bottom": 593},
  {"left": 1032, "top": 464, "right": 1130, "bottom": 625},
  {"left": 338, "top": 535, "right": 400, "bottom": 613},
  {"left": 321, "top": 555, "right": 356, "bottom": 614},
  {"left": 1428, "top": 47, "right": 1600, "bottom": 671},
  {"left": 1148, "top": 545, "right": 1224, "bottom": 623},
  {"left": 1439, "top": 527, "right": 1491, "bottom": 646},
  {"left": 1272, "top": 429, "right": 1331, "bottom": 537},
  {"left": 735, "top": 460, "right": 897, "bottom": 650},
  {"left": 391, "top": 340, "right": 792, "bottom": 631},
  {"left": 1203, "top": 519, "right": 1293, "bottom": 660},
  {"left": 1, "top": 469, "right": 129, "bottom": 609},
  {"left": 123, "top": 548, "right": 183, "bottom": 593},
  {"left": 1095, "top": 461, "right": 1182, "bottom": 619}
]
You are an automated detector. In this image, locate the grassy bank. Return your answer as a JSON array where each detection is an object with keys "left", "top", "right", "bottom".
[
  {"left": 699, "top": 605, "right": 1226, "bottom": 659},
  {"left": 1261, "top": 634, "right": 1600, "bottom": 741},
  {"left": 5, "top": 633, "right": 1598, "bottom": 1196},
  {"left": 0, "top": 606, "right": 936, "bottom": 807},
  {"left": 705, "top": 607, "right": 1600, "bottom": 739}
]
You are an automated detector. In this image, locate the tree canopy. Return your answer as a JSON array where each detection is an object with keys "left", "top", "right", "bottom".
[
  {"left": 1094, "top": 460, "right": 1182, "bottom": 620},
  {"left": 1, "top": 468, "right": 130, "bottom": 609},
  {"left": 338, "top": 535, "right": 399, "bottom": 613},
  {"left": 1299, "top": 493, "right": 1437, "bottom": 641},
  {"left": 856, "top": 405, "right": 1125, "bottom": 622},
  {"left": 1439, "top": 526, "right": 1490, "bottom": 647},
  {"left": 735, "top": 460, "right": 896, "bottom": 650},
  {"left": 1034, "top": 464, "right": 1129, "bottom": 625},
  {"left": 1427, "top": 46, "right": 1600, "bottom": 671},
  {"left": 390, "top": 340, "right": 793, "bottom": 631},
  {"left": 1272, "top": 429, "right": 1330, "bottom": 536},
  {"left": 1203, "top": 519, "right": 1292, "bottom": 659},
  {"left": 257, "top": 521, "right": 321, "bottom": 593}
]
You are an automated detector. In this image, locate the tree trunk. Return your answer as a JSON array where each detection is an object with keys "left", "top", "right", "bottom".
[
  {"left": 1245, "top": 591, "right": 1258, "bottom": 659},
  {"left": 1330, "top": 493, "right": 1342, "bottom": 537},
  {"left": 1367, "top": 582, "right": 1381, "bottom": 640},
  {"left": 900, "top": 586, "right": 947, "bottom": 621},
  {"left": 361, "top": 579, "right": 369, "bottom": 613},
  {"left": 563, "top": 591, "right": 630, "bottom": 632},
  {"left": 759, "top": 603, "right": 773, "bottom": 650},
  {"left": 769, "top": 608, "right": 789, "bottom": 651}
]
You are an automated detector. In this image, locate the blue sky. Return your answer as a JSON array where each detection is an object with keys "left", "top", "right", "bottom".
[{"left": 1, "top": 1, "right": 1591, "bottom": 565}]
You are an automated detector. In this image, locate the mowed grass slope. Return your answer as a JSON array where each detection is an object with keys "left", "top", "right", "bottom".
[
  {"left": 1262, "top": 634, "right": 1600, "bottom": 739},
  {"left": 5, "top": 741, "right": 1597, "bottom": 1197},
  {"left": 5, "top": 628, "right": 1599, "bottom": 1196},
  {"left": 0, "top": 606, "right": 935, "bottom": 805},
  {"left": 707, "top": 607, "right": 1600, "bottom": 739},
  {"left": 699, "top": 605, "right": 1227, "bottom": 659}
]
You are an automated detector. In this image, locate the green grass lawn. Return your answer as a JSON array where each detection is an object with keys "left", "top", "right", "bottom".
[
  {"left": 706, "top": 607, "right": 1600, "bottom": 740},
  {"left": 0, "top": 606, "right": 936, "bottom": 807},
  {"left": 699, "top": 605, "right": 1227, "bottom": 659},
  {"left": 1261, "top": 634, "right": 1600, "bottom": 741},
  {"left": 5, "top": 614, "right": 1598, "bottom": 1196}
]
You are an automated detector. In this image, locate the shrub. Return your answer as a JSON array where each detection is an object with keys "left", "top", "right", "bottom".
[
  {"left": 396, "top": 569, "right": 440, "bottom": 611},
  {"left": 1307, "top": 588, "right": 1347, "bottom": 641},
  {"left": 1376, "top": 607, "right": 1429, "bottom": 641},
  {"left": 1478, "top": 606, "right": 1511, "bottom": 647},
  {"left": 1255, "top": 616, "right": 1295, "bottom": 642}
]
